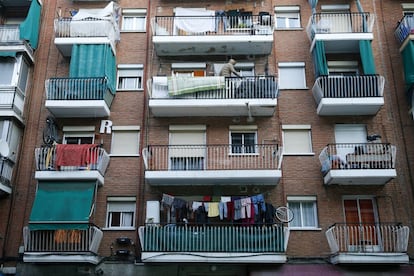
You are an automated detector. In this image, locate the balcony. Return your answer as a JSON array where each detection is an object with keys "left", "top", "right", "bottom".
[
  {"left": 395, "top": 14, "right": 414, "bottom": 50},
  {"left": 152, "top": 14, "right": 273, "bottom": 56},
  {"left": 0, "top": 0, "right": 42, "bottom": 62},
  {"left": 34, "top": 145, "right": 110, "bottom": 186},
  {"left": 312, "top": 75, "right": 384, "bottom": 115},
  {"left": 139, "top": 223, "right": 289, "bottom": 263},
  {"left": 148, "top": 76, "right": 278, "bottom": 117},
  {"left": 0, "top": 85, "right": 25, "bottom": 123},
  {"left": 142, "top": 144, "right": 282, "bottom": 187},
  {"left": 23, "top": 225, "right": 103, "bottom": 264},
  {"left": 325, "top": 223, "right": 409, "bottom": 264},
  {"left": 0, "top": 157, "right": 15, "bottom": 196},
  {"left": 45, "top": 77, "right": 115, "bottom": 118},
  {"left": 54, "top": 2, "right": 120, "bottom": 57},
  {"left": 306, "top": 12, "right": 374, "bottom": 52},
  {"left": 319, "top": 143, "right": 396, "bottom": 185}
]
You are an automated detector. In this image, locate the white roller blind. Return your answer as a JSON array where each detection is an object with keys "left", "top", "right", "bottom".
[
  {"left": 169, "top": 131, "right": 205, "bottom": 157},
  {"left": 107, "top": 201, "right": 136, "bottom": 212},
  {"left": 283, "top": 129, "right": 311, "bottom": 153},
  {"left": 111, "top": 130, "right": 139, "bottom": 155}
]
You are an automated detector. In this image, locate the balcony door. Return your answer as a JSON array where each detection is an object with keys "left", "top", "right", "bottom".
[
  {"left": 169, "top": 126, "right": 206, "bottom": 171},
  {"left": 334, "top": 124, "right": 366, "bottom": 161},
  {"left": 343, "top": 197, "right": 381, "bottom": 252},
  {"left": 320, "top": 5, "right": 352, "bottom": 33}
]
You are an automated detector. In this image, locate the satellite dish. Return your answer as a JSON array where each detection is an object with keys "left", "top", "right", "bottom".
[{"left": 0, "top": 140, "right": 10, "bottom": 157}]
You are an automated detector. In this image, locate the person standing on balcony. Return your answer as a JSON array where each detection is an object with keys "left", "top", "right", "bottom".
[{"left": 220, "top": 59, "right": 241, "bottom": 77}]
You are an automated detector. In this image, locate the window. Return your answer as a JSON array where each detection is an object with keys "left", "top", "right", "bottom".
[
  {"left": 62, "top": 126, "right": 95, "bottom": 144},
  {"left": 229, "top": 125, "right": 257, "bottom": 154},
  {"left": 106, "top": 197, "right": 136, "bottom": 229},
  {"left": 327, "top": 61, "right": 359, "bottom": 75},
  {"left": 117, "top": 64, "right": 144, "bottom": 91},
  {"left": 172, "top": 63, "right": 206, "bottom": 77},
  {"left": 169, "top": 125, "right": 206, "bottom": 170},
  {"left": 282, "top": 125, "right": 313, "bottom": 155},
  {"left": 288, "top": 196, "right": 318, "bottom": 229},
  {"left": 0, "top": 55, "right": 30, "bottom": 92},
  {"left": 275, "top": 6, "right": 301, "bottom": 29},
  {"left": 278, "top": 62, "right": 306, "bottom": 89},
  {"left": 121, "top": 9, "right": 146, "bottom": 32},
  {"left": 110, "top": 126, "right": 140, "bottom": 156}
]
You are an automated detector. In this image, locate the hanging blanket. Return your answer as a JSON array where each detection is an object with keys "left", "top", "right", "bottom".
[
  {"left": 168, "top": 76, "right": 225, "bottom": 96},
  {"left": 55, "top": 144, "right": 99, "bottom": 169}
]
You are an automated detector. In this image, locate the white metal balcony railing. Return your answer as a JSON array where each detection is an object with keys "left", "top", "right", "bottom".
[
  {"left": 152, "top": 15, "right": 273, "bottom": 36},
  {"left": 35, "top": 146, "right": 110, "bottom": 176},
  {"left": 23, "top": 225, "right": 103, "bottom": 254},
  {"left": 312, "top": 75, "right": 384, "bottom": 102},
  {"left": 0, "top": 25, "right": 20, "bottom": 42},
  {"left": 306, "top": 12, "right": 374, "bottom": 40},
  {"left": 395, "top": 14, "right": 414, "bottom": 44},
  {"left": 319, "top": 143, "right": 396, "bottom": 172},
  {"left": 0, "top": 86, "right": 25, "bottom": 117},
  {"left": 139, "top": 223, "right": 289, "bottom": 253},
  {"left": 143, "top": 144, "right": 282, "bottom": 171},
  {"left": 326, "top": 223, "right": 409, "bottom": 254},
  {"left": 46, "top": 77, "right": 115, "bottom": 107},
  {"left": 54, "top": 17, "right": 120, "bottom": 43},
  {"left": 149, "top": 76, "right": 278, "bottom": 100},
  {"left": 0, "top": 157, "right": 15, "bottom": 189}
]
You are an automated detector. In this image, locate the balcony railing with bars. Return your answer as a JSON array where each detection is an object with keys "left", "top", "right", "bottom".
[
  {"left": 142, "top": 144, "right": 282, "bottom": 171},
  {"left": 0, "top": 86, "right": 25, "bottom": 117},
  {"left": 46, "top": 77, "right": 115, "bottom": 108},
  {"left": 319, "top": 143, "right": 396, "bottom": 173},
  {"left": 325, "top": 223, "right": 409, "bottom": 254},
  {"left": 54, "top": 17, "right": 120, "bottom": 43},
  {"left": 306, "top": 12, "right": 374, "bottom": 40},
  {"left": 152, "top": 15, "right": 273, "bottom": 36},
  {"left": 149, "top": 76, "right": 278, "bottom": 100},
  {"left": 312, "top": 75, "right": 384, "bottom": 103},
  {"left": 0, "top": 157, "right": 15, "bottom": 189},
  {"left": 35, "top": 145, "right": 110, "bottom": 176},
  {"left": 0, "top": 25, "right": 20, "bottom": 42},
  {"left": 139, "top": 223, "right": 288, "bottom": 253},
  {"left": 395, "top": 15, "right": 414, "bottom": 44},
  {"left": 23, "top": 225, "right": 103, "bottom": 254}
]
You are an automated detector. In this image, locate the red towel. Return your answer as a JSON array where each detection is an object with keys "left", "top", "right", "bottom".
[{"left": 55, "top": 144, "right": 98, "bottom": 169}]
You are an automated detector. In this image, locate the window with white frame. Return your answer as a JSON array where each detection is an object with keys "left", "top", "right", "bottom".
[
  {"left": 0, "top": 54, "right": 30, "bottom": 93},
  {"left": 110, "top": 126, "right": 140, "bottom": 156},
  {"left": 274, "top": 6, "right": 301, "bottom": 29},
  {"left": 229, "top": 125, "right": 258, "bottom": 154},
  {"left": 327, "top": 61, "right": 359, "bottom": 76},
  {"left": 117, "top": 64, "right": 144, "bottom": 91},
  {"left": 62, "top": 126, "right": 95, "bottom": 144},
  {"left": 106, "top": 197, "right": 136, "bottom": 229},
  {"left": 121, "top": 9, "right": 146, "bottom": 32},
  {"left": 288, "top": 196, "right": 319, "bottom": 229},
  {"left": 282, "top": 125, "right": 313, "bottom": 155},
  {"left": 171, "top": 63, "right": 206, "bottom": 77},
  {"left": 278, "top": 62, "right": 306, "bottom": 89}
]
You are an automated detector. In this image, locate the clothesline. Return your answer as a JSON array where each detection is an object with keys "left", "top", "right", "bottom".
[{"left": 160, "top": 193, "right": 276, "bottom": 226}]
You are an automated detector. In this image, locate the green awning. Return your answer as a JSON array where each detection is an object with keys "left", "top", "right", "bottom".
[
  {"left": 313, "top": 40, "right": 328, "bottom": 77},
  {"left": 402, "top": 40, "right": 414, "bottom": 86},
  {"left": 19, "top": 0, "right": 42, "bottom": 49},
  {"left": 69, "top": 44, "right": 116, "bottom": 94},
  {"left": 359, "top": 40, "right": 376, "bottom": 74},
  {"left": 29, "top": 181, "right": 96, "bottom": 230},
  {"left": 0, "top": 52, "right": 17, "bottom": 57}
]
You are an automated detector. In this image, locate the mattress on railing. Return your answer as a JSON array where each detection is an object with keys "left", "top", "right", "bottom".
[{"left": 168, "top": 76, "right": 225, "bottom": 96}]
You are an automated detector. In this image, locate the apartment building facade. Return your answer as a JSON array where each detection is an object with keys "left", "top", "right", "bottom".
[{"left": 0, "top": 0, "right": 414, "bottom": 275}]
